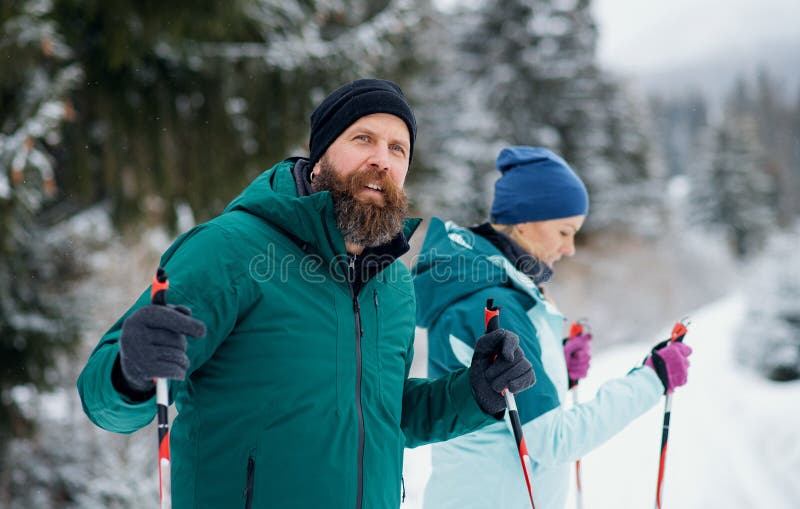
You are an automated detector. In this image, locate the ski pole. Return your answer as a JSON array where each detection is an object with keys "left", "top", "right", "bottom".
[
  {"left": 150, "top": 267, "right": 172, "bottom": 509},
  {"left": 567, "top": 320, "right": 590, "bottom": 509},
  {"left": 654, "top": 318, "right": 689, "bottom": 509},
  {"left": 484, "top": 299, "right": 536, "bottom": 509}
]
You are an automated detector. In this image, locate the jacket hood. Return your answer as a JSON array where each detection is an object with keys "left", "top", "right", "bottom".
[
  {"left": 412, "top": 217, "right": 538, "bottom": 328},
  {"left": 224, "top": 159, "right": 420, "bottom": 262}
]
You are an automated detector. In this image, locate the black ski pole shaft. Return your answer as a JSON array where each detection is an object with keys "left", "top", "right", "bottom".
[
  {"left": 151, "top": 267, "right": 172, "bottom": 509},
  {"left": 485, "top": 299, "right": 536, "bottom": 508},
  {"left": 654, "top": 319, "right": 689, "bottom": 509}
]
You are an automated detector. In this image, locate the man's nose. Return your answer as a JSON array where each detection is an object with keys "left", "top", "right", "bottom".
[{"left": 367, "top": 145, "right": 391, "bottom": 171}]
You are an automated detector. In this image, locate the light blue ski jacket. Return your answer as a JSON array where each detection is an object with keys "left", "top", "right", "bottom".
[{"left": 413, "top": 219, "right": 664, "bottom": 509}]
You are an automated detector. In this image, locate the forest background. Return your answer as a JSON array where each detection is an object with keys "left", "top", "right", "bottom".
[{"left": 1, "top": 1, "right": 798, "bottom": 506}]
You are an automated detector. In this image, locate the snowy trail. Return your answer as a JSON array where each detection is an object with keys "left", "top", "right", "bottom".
[
  {"left": 403, "top": 293, "right": 800, "bottom": 508},
  {"left": 665, "top": 294, "right": 798, "bottom": 508}
]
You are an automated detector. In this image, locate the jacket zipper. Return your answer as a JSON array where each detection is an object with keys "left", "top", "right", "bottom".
[
  {"left": 374, "top": 289, "right": 404, "bottom": 506},
  {"left": 348, "top": 254, "right": 365, "bottom": 509},
  {"left": 244, "top": 456, "right": 255, "bottom": 509}
]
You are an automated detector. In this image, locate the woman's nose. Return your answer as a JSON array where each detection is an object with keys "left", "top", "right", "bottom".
[{"left": 563, "top": 237, "right": 576, "bottom": 257}]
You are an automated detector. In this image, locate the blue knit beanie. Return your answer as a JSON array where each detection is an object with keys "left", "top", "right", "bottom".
[{"left": 490, "top": 146, "right": 589, "bottom": 224}]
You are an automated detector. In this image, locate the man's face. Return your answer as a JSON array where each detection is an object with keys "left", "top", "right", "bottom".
[
  {"left": 312, "top": 113, "right": 410, "bottom": 198},
  {"left": 311, "top": 113, "right": 411, "bottom": 248}
]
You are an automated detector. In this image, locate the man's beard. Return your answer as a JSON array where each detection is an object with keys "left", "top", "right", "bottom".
[{"left": 311, "top": 156, "right": 408, "bottom": 248}]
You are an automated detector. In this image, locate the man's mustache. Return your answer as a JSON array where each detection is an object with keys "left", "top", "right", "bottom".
[{"left": 343, "top": 167, "right": 405, "bottom": 207}]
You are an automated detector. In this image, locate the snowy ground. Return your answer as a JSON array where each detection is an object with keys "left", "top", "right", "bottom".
[{"left": 402, "top": 293, "right": 800, "bottom": 508}]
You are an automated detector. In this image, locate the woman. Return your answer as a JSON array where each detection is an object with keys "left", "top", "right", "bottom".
[{"left": 412, "top": 146, "right": 692, "bottom": 508}]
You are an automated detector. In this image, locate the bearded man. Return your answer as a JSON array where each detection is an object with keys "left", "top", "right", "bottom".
[{"left": 77, "top": 79, "right": 535, "bottom": 509}]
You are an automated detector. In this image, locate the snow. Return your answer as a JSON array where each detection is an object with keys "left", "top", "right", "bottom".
[{"left": 402, "top": 293, "right": 800, "bottom": 508}]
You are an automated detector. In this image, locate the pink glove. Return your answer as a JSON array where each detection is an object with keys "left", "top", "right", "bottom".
[
  {"left": 645, "top": 342, "right": 693, "bottom": 394},
  {"left": 564, "top": 333, "right": 591, "bottom": 386}
]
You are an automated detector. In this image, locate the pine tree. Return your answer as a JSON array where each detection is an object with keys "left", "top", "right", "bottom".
[
  {"left": 21, "top": 0, "right": 429, "bottom": 228},
  {"left": 753, "top": 68, "right": 798, "bottom": 225},
  {"left": 0, "top": 0, "right": 82, "bottom": 458},
  {"left": 407, "top": 4, "right": 501, "bottom": 223},
  {"left": 587, "top": 79, "right": 666, "bottom": 233},
  {"left": 648, "top": 91, "right": 709, "bottom": 179},
  {"left": 738, "top": 230, "right": 800, "bottom": 381},
  {"left": 793, "top": 88, "right": 800, "bottom": 219},
  {"left": 411, "top": 0, "right": 662, "bottom": 231},
  {"left": 3, "top": 1, "right": 431, "bottom": 505},
  {"left": 706, "top": 114, "right": 776, "bottom": 257}
]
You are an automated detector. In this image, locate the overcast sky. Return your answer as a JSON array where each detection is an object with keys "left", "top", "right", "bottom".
[{"left": 592, "top": 0, "right": 800, "bottom": 75}]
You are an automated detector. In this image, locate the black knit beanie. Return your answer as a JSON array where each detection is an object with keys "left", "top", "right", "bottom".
[{"left": 308, "top": 78, "right": 417, "bottom": 168}]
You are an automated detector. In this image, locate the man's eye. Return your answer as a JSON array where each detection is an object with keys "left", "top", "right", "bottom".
[
  {"left": 390, "top": 144, "right": 406, "bottom": 154},
  {"left": 356, "top": 135, "right": 370, "bottom": 142}
]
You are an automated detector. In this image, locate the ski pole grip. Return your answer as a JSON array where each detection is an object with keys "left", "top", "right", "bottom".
[
  {"left": 567, "top": 320, "right": 589, "bottom": 389},
  {"left": 670, "top": 319, "right": 689, "bottom": 343},
  {"left": 568, "top": 322, "right": 585, "bottom": 340},
  {"left": 151, "top": 267, "right": 169, "bottom": 306},
  {"left": 485, "top": 298, "right": 500, "bottom": 333}
]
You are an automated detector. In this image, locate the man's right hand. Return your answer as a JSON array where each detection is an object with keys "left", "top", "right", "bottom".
[{"left": 118, "top": 304, "right": 207, "bottom": 392}]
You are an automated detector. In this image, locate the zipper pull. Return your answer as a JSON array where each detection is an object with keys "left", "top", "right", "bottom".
[{"left": 349, "top": 254, "right": 356, "bottom": 271}]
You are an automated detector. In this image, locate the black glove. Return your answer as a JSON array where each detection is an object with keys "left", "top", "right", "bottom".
[
  {"left": 469, "top": 328, "right": 535, "bottom": 415},
  {"left": 117, "top": 304, "right": 207, "bottom": 393}
]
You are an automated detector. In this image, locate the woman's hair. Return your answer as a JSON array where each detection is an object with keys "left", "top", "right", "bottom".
[
  {"left": 490, "top": 223, "right": 536, "bottom": 255},
  {"left": 490, "top": 223, "right": 514, "bottom": 235}
]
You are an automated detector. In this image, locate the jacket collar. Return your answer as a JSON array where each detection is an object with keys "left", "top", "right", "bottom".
[
  {"left": 224, "top": 158, "right": 420, "bottom": 267},
  {"left": 470, "top": 222, "right": 553, "bottom": 284}
]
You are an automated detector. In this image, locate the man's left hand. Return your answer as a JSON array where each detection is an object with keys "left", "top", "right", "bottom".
[{"left": 469, "top": 329, "right": 535, "bottom": 415}]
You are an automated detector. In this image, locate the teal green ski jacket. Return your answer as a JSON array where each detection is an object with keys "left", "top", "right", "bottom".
[{"left": 77, "top": 160, "right": 493, "bottom": 509}]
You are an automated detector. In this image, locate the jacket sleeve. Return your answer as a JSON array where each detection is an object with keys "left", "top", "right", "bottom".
[
  {"left": 401, "top": 340, "right": 494, "bottom": 448},
  {"left": 478, "top": 288, "right": 664, "bottom": 466},
  {"left": 76, "top": 223, "right": 252, "bottom": 434},
  {"left": 402, "top": 286, "right": 563, "bottom": 448},
  {"left": 426, "top": 287, "right": 561, "bottom": 423},
  {"left": 521, "top": 366, "right": 663, "bottom": 466}
]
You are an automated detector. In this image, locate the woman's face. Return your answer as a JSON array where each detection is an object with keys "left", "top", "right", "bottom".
[{"left": 516, "top": 215, "right": 585, "bottom": 268}]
